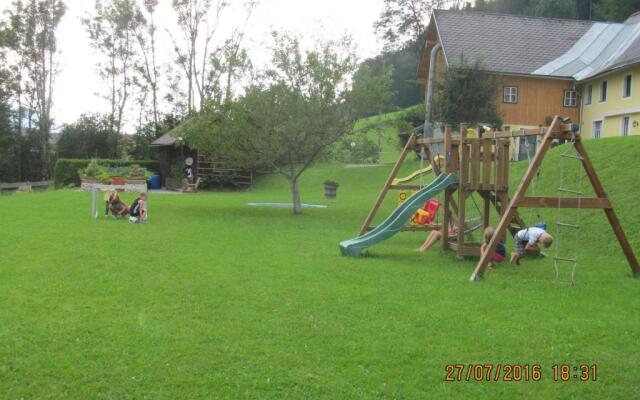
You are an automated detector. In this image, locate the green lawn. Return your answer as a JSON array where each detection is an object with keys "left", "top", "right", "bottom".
[{"left": 1, "top": 137, "right": 639, "bottom": 398}]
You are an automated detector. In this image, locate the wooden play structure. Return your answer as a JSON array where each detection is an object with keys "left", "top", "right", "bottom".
[
  {"left": 358, "top": 116, "right": 640, "bottom": 281},
  {"left": 471, "top": 116, "right": 640, "bottom": 281}
]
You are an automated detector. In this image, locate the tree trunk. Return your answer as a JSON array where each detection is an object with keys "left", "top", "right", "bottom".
[{"left": 290, "top": 177, "right": 302, "bottom": 215}]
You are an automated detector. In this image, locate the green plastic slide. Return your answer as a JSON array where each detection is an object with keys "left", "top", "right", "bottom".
[{"left": 339, "top": 173, "right": 459, "bottom": 257}]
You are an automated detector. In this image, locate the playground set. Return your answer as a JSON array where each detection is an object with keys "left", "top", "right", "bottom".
[{"left": 340, "top": 116, "right": 640, "bottom": 282}]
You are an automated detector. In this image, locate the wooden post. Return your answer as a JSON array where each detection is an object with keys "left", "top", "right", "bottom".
[
  {"left": 359, "top": 134, "right": 416, "bottom": 235},
  {"left": 444, "top": 126, "right": 452, "bottom": 174},
  {"left": 442, "top": 190, "right": 451, "bottom": 251},
  {"left": 482, "top": 139, "right": 492, "bottom": 190},
  {"left": 483, "top": 194, "right": 490, "bottom": 230},
  {"left": 471, "top": 140, "right": 480, "bottom": 189},
  {"left": 457, "top": 124, "right": 469, "bottom": 256}
]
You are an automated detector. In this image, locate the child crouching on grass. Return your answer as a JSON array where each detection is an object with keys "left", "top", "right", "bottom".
[
  {"left": 511, "top": 226, "right": 553, "bottom": 265},
  {"left": 480, "top": 227, "right": 506, "bottom": 269},
  {"left": 129, "top": 192, "right": 148, "bottom": 224},
  {"left": 107, "top": 190, "right": 129, "bottom": 218}
]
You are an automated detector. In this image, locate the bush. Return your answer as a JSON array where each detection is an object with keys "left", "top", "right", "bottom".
[{"left": 54, "top": 159, "right": 160, "bottom": 188}]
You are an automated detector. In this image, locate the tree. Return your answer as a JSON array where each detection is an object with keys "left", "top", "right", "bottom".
[
  {"left": 181, "top": 33, "right": 375, "bottom": 214},
  {"left": 375, "top": 0, "right": 467, "bottom": 53},
  {"left": 133, "top": 0, "right": 160, "bottom": 135},
  {"left": 350, "top": 62, "right": 395, "bottom": 162},
  {"left": 15, "top": 0, "right": 66, "bottom": 179},
  {"left": 56, "top": 113, "right": 119, "bottom": 159},
  {"left": 169, "top": 0, "right": 257, "bottom": 113},
  {"left": 84, "top": 0, "right": 141, "bottom": 136},
  {"left": 433, "top": 56, "right": 501, "bottom": 127},
  {"left": 470, "top": 0, "right": 604, "bottom": 20},
  {"left": 0, "top": 52, "right": 17, "bottom": 182},
  {"left": 533, "top": 0, "right": 579, "bottom": 18},
  {"left": 593, "top": 0, "right": 640, "bottom": 21},
  {"left": 357, "top": 47, "right": 421, "bottom": 109}
]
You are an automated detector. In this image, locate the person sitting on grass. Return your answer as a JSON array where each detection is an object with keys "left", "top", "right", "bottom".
[
  {"left": 480, "top": 226, "right": 506, "bottom": 269},
  {"left": 418, "top": 219, "right": 458, "bottom": 252},
  {"left": 511, "top": 226, "right": 553, "bottom": 265},
  {"left": 129, "top": 192, "right": 148, "bottom": 223},
  {"left": 107, "top": 190, "right": 129, "bottom": 218}
]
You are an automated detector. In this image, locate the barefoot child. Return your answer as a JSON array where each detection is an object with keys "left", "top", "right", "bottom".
[
  {"left": 511, "top": 226, "right": 553, "bottom": 265},
  {"left": 480, "top": 227, "right": 506, "bottom": 269},
  {"left": 418, "top": 220, "right": 458, "bottom": 252}
]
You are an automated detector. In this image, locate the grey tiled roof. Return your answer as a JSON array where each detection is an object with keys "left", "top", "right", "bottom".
[{"left": 434, "top": 10, "right": 595, "bottom": 75}]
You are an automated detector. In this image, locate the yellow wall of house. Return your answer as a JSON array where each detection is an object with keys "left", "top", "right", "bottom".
[{"left": 580, "top": 65, "right": 640, "bottom": 138}]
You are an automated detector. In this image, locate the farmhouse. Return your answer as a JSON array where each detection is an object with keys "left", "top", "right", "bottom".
[{"left": 418, "top": 10, "right": 640, "bottom": 143}]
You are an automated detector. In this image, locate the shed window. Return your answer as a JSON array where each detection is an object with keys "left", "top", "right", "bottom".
[
  {"left": 503, "top": 86, "right": 518, "bottom": 103},
  {"left": 564, "top": 90, "right": 578, "bottom": 107}
]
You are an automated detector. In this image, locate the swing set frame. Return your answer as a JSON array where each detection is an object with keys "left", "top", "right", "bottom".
[{"left": 470, "top": 116, "right": 640, "bottom": 281}]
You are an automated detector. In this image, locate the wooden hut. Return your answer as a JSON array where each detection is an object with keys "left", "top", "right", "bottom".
[{"left": 150, "top": 131, "right": 252, "bottom": 191}]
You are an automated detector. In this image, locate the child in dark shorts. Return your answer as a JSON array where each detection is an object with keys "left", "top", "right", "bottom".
[
  {"left": 511, "top": 227, "right": 553, "bottom": 265},
  {"left": 481, "top": 227, "right": 506, "bottom": 269}
]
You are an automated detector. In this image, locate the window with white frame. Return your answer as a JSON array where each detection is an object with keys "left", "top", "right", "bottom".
[
  {"left": 594, "top": 120, "right": 602, "bottom": 139},
  {"left": 564, "top": 90, "right": 578, "bottom": 107},
  {"left": 623, "top": 75, "right": 632, "bottom": 98},
  {"left": 585, "top": 84, "right": 592, "bottom": 105},
  {"left": 622, "top": 116, "right": 630, "bottom": 136},
  {"left": 503, "top": 86, "right": 518, "bottom": 103},
  {"left": 600, "top": 81, "right": 607, "bottom": 102}
]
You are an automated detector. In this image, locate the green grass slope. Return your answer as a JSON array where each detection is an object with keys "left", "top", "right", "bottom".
[{"left": 0, "top": 136, "right": 639, "bottom": 399}]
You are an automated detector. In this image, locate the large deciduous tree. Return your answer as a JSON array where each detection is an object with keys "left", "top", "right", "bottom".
[
  {"left": 56, "top": 113, "right": 120, "bottom": 159},
  {"left": 133, "top": 0, "right": 160, "bottom": 135},
  {"left": 4, "top": 0, "right": 66, "bottom": 179},
  {"left": 169, "top": 0, "right": 257, "bottom": 114},
  {"left": 181, "top": 34, "right": 377, "bottom": 214},
  {"left": 84, "top": 0, "right": 140, "bottom": 136},
  {"left": 375, "top": 0, "right": 457, "bottom": 53}
]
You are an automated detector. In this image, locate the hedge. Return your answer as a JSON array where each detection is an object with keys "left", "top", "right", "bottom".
[{"left": 54, "top": 159, "right": 160, "bottom": 188}]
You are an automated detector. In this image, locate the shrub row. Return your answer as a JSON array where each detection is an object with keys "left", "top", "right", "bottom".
[{"left": 54, "top": 159, "right": 160, "bottom": 188}]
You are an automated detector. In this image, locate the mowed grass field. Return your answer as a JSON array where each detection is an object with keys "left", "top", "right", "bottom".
[{"left": 1, "top": 137, "right": 639, "bottom": 399}]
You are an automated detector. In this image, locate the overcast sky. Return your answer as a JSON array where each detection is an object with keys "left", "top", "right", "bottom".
[{"left": 0, "top": 0, "right": 387, "bottom": 131}]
